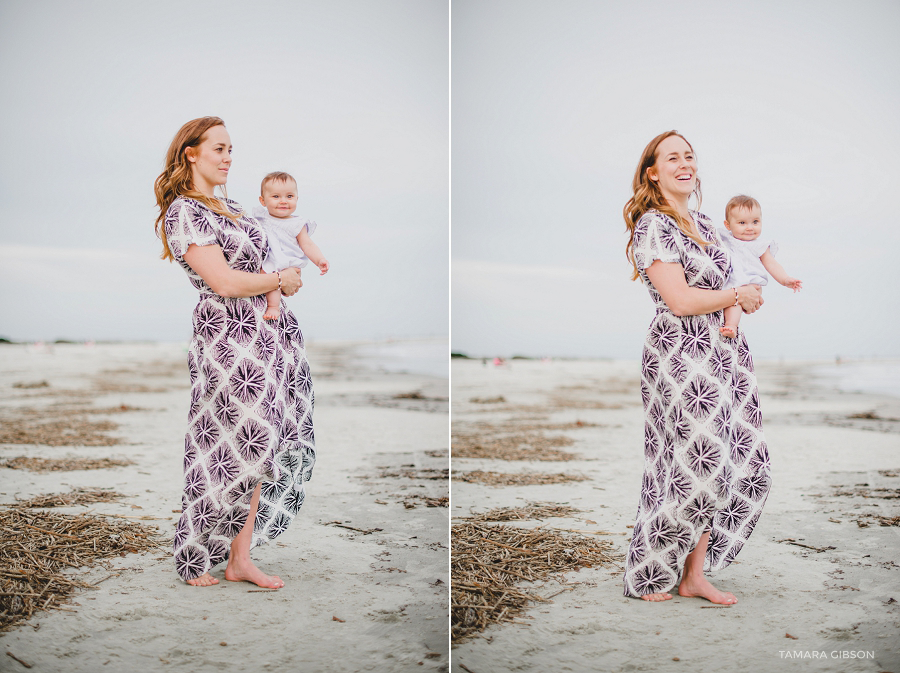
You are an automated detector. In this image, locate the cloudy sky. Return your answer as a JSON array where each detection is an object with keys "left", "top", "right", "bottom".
[
  {"left": 0, "top": 0, "right": 448, "bottom": 344},
  {"left": 452, "top": 0, "right": 900, "bottom": 361}
]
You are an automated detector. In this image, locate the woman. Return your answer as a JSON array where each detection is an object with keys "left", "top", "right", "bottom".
[
  {"left": 154, "top": 117, "right": 316, "bottom": 588},
  {"left": 622, "top": 131, "right": 771, "bottom": 604}
]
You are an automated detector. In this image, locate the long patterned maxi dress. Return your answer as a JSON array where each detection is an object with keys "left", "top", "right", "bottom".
[
  {"left": 623, "top": 209, "right": 771, "bottom": 598},
  {"left": 165, "top": 196, "right": 316, "bottom": 581}
]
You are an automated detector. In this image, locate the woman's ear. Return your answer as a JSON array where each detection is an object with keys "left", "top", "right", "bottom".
[
  {"left": 185, "top": 147, "right": 196, "bottom": 164},
  {"left": 646, "top": 167, "right": 657, "bottom": 182}
]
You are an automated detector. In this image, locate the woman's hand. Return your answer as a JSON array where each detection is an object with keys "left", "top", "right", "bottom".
[
  {"left": 736, "top": 284, "right": 764, "bottom": 314},
  {"left": 280, "top": 267, "right": 302, "bottom": 296}
]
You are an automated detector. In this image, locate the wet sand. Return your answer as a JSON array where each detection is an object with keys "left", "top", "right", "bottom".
[
  {"left": 0, "top": 340, "right": 449, "bottom": 672},
  {"left": 451, "top": 357, "right": 900, "bottom": 673}
]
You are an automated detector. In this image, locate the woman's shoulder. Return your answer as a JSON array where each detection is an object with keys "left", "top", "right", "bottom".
[{"left": 637, "top": 209, "right": 676, "bottom": 231}]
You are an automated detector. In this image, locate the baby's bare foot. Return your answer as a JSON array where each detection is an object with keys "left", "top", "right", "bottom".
[
  {"left": 186, "top": 572, "right": 219, "bottom": 587},
  {"left": 224, "top": 558, "right": 284, "bottom": 589},
  {"left": 640, "top": 592, "right": 673, "bottom": 602},
  {"left": 719, "top": 326, "right": 736, "bottom": 339},
  {"left": 264, "top": 307, "right": 280, "bottom": 321},
  {"left": 677, "top": 576, "right": 737, "bottom": 604}
]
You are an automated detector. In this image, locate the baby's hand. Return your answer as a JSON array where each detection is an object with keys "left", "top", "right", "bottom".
[
  {"left": 318, "top": 259, "right": 329, "bottom": 275},
  {"left": 784, "top": 277, "right": 802, "bottom": 292}
]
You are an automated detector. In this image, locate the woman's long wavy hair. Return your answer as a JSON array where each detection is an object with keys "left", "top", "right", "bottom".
[
  {"left": 154, "top": 116, "right": 239, "bottom": 261},
  {"left": 623, "top": 130, "right": 706, "bottom": 280}
]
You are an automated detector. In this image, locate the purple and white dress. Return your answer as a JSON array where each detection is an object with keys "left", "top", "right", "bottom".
[
  {"left": 623, "top": 209, "right": 771, "bottom": 598},
  {"left": 164, "top": 196, "right": 316, "bottom": 581}
]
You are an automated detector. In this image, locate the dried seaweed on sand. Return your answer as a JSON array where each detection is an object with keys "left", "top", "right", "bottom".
[
  {"left": 14, "top": 488, "right": 127, "bottom": 508},
  {"left": 0, "top": 456, "right": 135, "bottom": 473},
  {"left": 452, "top": 432, "right": 578, "bottom": 461},
  {"left": 453, "top": 470, "right": 589, "bottom": 487},
  {"left": 452, "top": 522, "right": 621, "bottom": 643},
  {"left": 462, "top": 501, "right": 584, "bottom": 522},
  {"left": 0, "top": 507, "right": 163, "bottom": 632}
]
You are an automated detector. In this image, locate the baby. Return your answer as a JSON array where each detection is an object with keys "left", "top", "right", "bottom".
[
  {"left": 718, "top": 195, "right": 801, "bottom": 339},
  {"left": 253, "top": 171, "right": 329, "bottom": 321}
]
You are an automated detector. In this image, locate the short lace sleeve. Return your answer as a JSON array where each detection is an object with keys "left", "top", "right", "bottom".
[
  {"left": 632, "top": 212, "right": 682, "bottom": 270},
  {"left": 753, "top": 237, "right": 778, "bottom": 257},
  {"left": 164, "top": 199, "right": 218, "bottom": 262}
]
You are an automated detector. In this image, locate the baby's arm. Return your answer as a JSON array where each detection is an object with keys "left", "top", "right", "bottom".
[
  {"left": 297, "top": 227, "right": 329, "bottom": 274},
  {"left": 760, "top": 249, "right": 802, "bottom": 292}
]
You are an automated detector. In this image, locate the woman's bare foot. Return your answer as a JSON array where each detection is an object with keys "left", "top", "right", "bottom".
[
  {"left": 641, "top": 592, "right": 673, "bottom": 602},
  {"left": 677, "top": 575, "right": 737, "bottom": 604},
  {"left": 264, "top": 306, "right": 280, "bottom": 321},
  {"left": 719, "top": 325, "right": 736, "bottom": 339},
  {"left": 224, "top": 558, "right": 284, "bottom": 589},
  {"left": 186, "top": 572, "right": 219, "bottom": 587}
]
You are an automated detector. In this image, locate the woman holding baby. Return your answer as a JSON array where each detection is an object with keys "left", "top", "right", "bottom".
[
  {"left": 622, "top": 130, "right": 772, "bottom": 603},
  {"left": 154, "top": 116, "right": 315, "bottom": 588}
]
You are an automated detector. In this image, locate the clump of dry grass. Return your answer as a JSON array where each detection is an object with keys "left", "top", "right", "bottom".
[
  {"left": 452, "top": 432, "right": 578, "bottom": 461},
  {"left": 0, "top": 507, "right": 163, "bottom": 632},
  {"left": 855, "top": 513, "right": 900, "bottom": 527},
  {"left": 469, "top": 396, "right": 506, "bottom": 404},
  {"left": 0, "top": 403, "right": 133, "bottom": 446},
  {"left": 463, "top": 501, "right": 584, "bottom": 522},
  {"left": 14, "top": 488, "right": 127, "bottom": 508},
  {"left": 832, "top": 486, "right": 900, "bottom": 500},
  {"left": 0, "top": 456, "right": 135, "bottom": 472},
  {"left": 377, "top": 467, "right": 448, "bottom": 481},
  {"left": 452, "top": 522, "right": 621, "bottom": 643},
  {"left": 399, "top": 494, "right": 449, "bottom": 509},
  {"left": 453, "top": 470, "right": 589, "bottom": 487}
]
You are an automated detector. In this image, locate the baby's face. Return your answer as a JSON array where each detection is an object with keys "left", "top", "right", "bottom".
[
  {"left": 725, "top": 205, "right": 762, "bottom": 241},
  {"left": 259, "top": 180, "right": 298, "bottom": 218}
]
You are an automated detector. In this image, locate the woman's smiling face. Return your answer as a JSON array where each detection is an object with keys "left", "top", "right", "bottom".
[{"left": 647, "top": 134, "right": 697, "bottom": 202}]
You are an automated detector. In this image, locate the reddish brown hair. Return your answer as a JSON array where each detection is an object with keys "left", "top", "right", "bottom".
[
  {"left": 154, "top": 117, "right": 238, "bottom": 262},
  {"left": 725, "top": 194, "right": 761, "bottom": 220},
  {"left": 260, "top": 171, "right": 297, "bottom": 196}
]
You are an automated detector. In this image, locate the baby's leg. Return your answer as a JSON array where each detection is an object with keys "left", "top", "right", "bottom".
[
  {"left": 720, "top": 304, "right": 742, "bottom": 339},
  {"left": 264, "top": 286, "right": 282, "bottom": 321}
]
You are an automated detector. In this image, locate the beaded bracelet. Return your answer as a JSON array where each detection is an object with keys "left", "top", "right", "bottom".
[
  {"left": 733, "top": 288, "right": 739, "bottom": 306},
  {"left": 276, "top": 270, "right": 282, "bottom": 290}
]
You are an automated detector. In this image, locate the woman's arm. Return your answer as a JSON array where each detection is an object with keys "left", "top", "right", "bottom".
[
  {"left": 759, "top": 250, "right": 802, "bottom": 291},
  {"left": 182, "top": 244, "right": 302, "bottom": 297},
  {"left": 645, "top": 260, "right": 763, "bottom": 317}
]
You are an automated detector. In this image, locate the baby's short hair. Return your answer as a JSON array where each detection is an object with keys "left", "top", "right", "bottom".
[
  {"left": 725, "top": 194, "right": 761, "bottom": 220},
  {"left": 261, "top": 171, "right": 297, "bottom": 195}
]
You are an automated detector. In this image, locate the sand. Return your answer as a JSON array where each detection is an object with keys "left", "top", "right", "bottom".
[
  {"left": 450, "top": 357, "right": 900, "bottom": 673},
  {"left": 0, "top": 340, "right": 449, "bottom": 672}
]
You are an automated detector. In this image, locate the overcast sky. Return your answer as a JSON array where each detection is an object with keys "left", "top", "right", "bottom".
[
  {"left": 0, "top": 0, "right": 448, "bottom": 344},
  {"left": 451, "top": 0, "right": 900, "bottom": 361}
]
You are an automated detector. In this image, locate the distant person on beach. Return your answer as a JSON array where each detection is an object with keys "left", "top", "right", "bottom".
[
  {"left": 154, "top": 116, "right": 316, "bottom": 588},
  {"left": 718, "top": 195, "right": 802, "bottom": 338},
  {"left": 621, "top": 130, "right": 772, "bottom": 604},
  {"left": 253, "top": 171, "right": 330, "bottom": 322}
]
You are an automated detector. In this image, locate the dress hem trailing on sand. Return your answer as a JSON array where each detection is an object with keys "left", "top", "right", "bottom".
[
  {"left": 165, "top": 196, "right": 316, "bottom": 581},
  {"left": 622, "top": 209, "right": 772, "bottom": 598}
]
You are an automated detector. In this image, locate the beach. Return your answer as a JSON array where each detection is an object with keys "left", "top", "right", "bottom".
[
  {"left": 451, "top": 357, "right": 900, "bottom": 673},
  {"left": 0, "top": 339, "right": 449, "bottom": 672}
]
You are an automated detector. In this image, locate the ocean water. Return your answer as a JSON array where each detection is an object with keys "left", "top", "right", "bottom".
[
  {"left": 812, "top": 360, "right": 900, "bottom": 399},
  {"left": 353, "top": 338, "right": 448, "bottom": 379}
]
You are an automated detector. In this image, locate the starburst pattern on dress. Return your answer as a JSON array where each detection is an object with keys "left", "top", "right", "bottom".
[
  {"left": 190, "top": 496, "right": 217, "bottom": 531},
  {"left": 666, "top": 463, "right": 694, "bottom": 503},
  {"left": 215, "top": 506, "right": 248, "bottom": 539},
  {"left": 717, "top": 495, "right": 751, "bottom": 532},
  {"left": 707, "top": 346, "right": 733, "bottom": 383},
  {"left": 191, "top": 412, "right": 219, "bottom": 453},
  {"left": 743, "top": 389, "right": 763, "bottom": 429},
  {"left": 641, "top": 472, "right": 660, "bottom": 512},
  {"left": 648, "top": 399, "right": 666, "bottom": 433},
  {"left": 642, "top": 349, "right": 660, "bottom": 383},
  {"left": 748, "top": 442, "right": 770, "bottom": 474},
  {"left": 736, "top": 472, "right": 770, "bottom": 502},
  {"left": 254, "top": 330, "right": 276, "bottom": 363},
  {"left": 207, "top": 444, "right": 239, "bottom": 485},
  {"left": 682, "top": 316, "right": 711, "bottom": 359},
  {"left": 195, "top": 303, "right": 225, "bottom": 341},
  {"left": 706, "top": 528, "right": 730, "bottom": 566},
  {"left": 686, "top": 435, "right": 721, "bottom": 478},
  {"left": 647, "top": 514, "right": 676, "bottom": 551},
  {"left": 183, "top": 465, "right": 207, "bottom": 502},
  {"left": 175, "top": 545, "right": 208, "bottom": 580},
  {"left": 682, "top": 375, "right": 719, "bottom": 421},
  {"left": 650, "top": 318, "right": 679, "bottom": 355},
  {"left": 231, "top": 359, "right": 266, "bottom": 405},
  {"left": 668, "top": 405, "right": 692, "bottom": 445},
  {"left": 226, "top": 301, "right": 257, "bottom": 345},
  {"left": 683, "top": 491, "right": 715, "bottom": 526},
  {"left": 632, "top": 561, "right": 672, "bottom": 596},
  {"left": 644, "top": 423, "right": 659, "bottom": 461},
  {"left": 236, "top": 419, "right": 269, "bottom": 463}
]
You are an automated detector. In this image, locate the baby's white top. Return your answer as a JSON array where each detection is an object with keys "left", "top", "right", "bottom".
[
  {"left": 252, "top": 206, "right": 318, "bottom": 273},
  {"left": 718, "top": 227, "right": 778, "bottom": 287}
]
